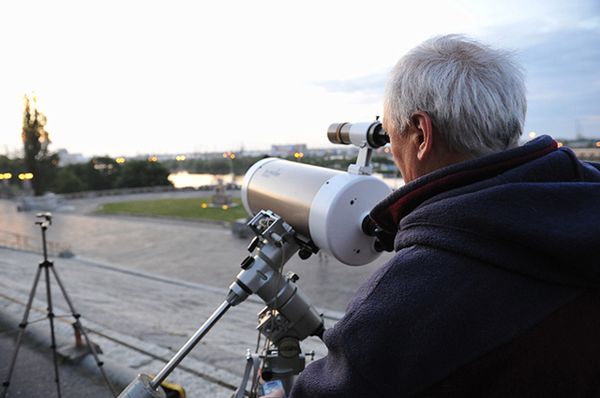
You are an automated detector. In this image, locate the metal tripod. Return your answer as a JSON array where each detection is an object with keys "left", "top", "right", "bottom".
[{"left": 1, "top": 213, "right": 117, "bottom": 398}]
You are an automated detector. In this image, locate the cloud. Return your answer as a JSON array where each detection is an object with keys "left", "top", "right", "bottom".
[
  {"left": 315, "top": 23, "right": 600, "bottom": 137},
  {"left": 313, "top": 72, "right": 388, "bottom": 96},
  {"left": 517, "top": 24, "right": 600, "bottom": 136}
]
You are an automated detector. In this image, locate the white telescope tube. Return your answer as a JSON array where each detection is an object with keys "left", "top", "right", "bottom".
[{"left": 242, "top": 158, "right": 391, "bottom": 266}]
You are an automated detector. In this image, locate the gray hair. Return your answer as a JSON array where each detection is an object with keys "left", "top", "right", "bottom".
[{"left": 384, "top": 35, "right": 527, "bottom": 156}]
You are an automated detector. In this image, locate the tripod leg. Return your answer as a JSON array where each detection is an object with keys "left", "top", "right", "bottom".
[
  {"left": 44, "top": 262, "right": 62, "bottom": 398},
  {"left": 1, "top": 265, "right": 43, "bottom": 398},
  {"left": 49, "top": 265, "right": 117, "bottom": 396},
  {"left": 234, "top": 353, "right": 259, "bottom": 398}
]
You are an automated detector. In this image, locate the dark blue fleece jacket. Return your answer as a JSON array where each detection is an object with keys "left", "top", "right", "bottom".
[{"left": 290, "top": 136, "right": 600, "bottom": 397}]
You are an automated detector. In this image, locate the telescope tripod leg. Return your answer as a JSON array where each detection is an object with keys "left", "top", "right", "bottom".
[
  {"left": 1, "top": 265, "right": 44, "bottom": 398},
  {"left": 43, "top": 261, "right": 63, "bottom": 398},
  {"left": 49, "top": 264, "right": 118, "bottom": 396},
  {"left": 234, "top": 352, "right": 260, "bottom": 398}
]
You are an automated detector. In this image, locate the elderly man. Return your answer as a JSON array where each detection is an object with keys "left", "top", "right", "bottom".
[{"left": 289, "top": 35, "right": 600, "bottom": 397}]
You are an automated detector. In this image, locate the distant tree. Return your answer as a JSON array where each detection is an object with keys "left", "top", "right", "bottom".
[
  {"left": 177, "top": 155, "right": 267, "bottom": 176},
  {"left": 192, "top": 158, "right": 231, "bottom": 175},
  {"left": 50, "top": 158, "right": 172, "bottom": 193},
  {"left": 114, "top": 160, "right": 172, "bottom": 188},
  {"left": 295, "top": 156, "right": 353, "bottom": 171},
  {"left": 56, "top": 163, "right": 90, "bottom": 191},
  {"left": 231, "top": 156, "right": 267, "bottom": 175},
  {"left": 0, "top": 156, "right": 23, "bottom": 183},
  {"left": 85, "top": 156, "right": 121, "bottom": 190},
  {"left": 21, "top": 94, "right": 58, "bottom": 195},
  {"left": 51, "top": 167, "right": 86, "bottom": 193}
]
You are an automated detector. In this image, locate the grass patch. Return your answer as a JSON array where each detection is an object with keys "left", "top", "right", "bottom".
[{"left": 97, "top": 197, "right": 249, "bottom": 223}]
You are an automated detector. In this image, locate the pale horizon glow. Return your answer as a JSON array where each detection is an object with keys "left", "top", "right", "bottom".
[{"left": 0, "top": 0, "right": 598, "bottom": 157}]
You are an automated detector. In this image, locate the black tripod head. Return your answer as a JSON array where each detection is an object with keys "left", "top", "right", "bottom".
[{"left": 35, "top": 212, "right": 52, "bottom": 229}]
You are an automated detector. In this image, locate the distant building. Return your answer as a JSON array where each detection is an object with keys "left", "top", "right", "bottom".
[
  {"left": 569, "top": 148, "right": 600, "bottom": 162},
  {"left": 556, "top": 138, "right": 600, "bottom": 162},
  {"left": 57, "top": 149, "right": 88, "bottom": 166},
  {"left": 270, "top": 144, "right": 308, "bottom": 157}
]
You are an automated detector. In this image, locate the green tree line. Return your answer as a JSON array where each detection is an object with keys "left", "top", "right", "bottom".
[
  {"left": 1, "top": 155, "right": 172, "bottom": 194},
  {"left": 2, "top": 152, "right": 396, "bottom": 196},
  {"left": 53, "top": 158, "right": 172, "bottom": 193},
  {"left": 163, "top": 154, "right": 396, "bottom": 176},
  {"left": 163, "top": 155, "right": 266, "bottom": 175}
]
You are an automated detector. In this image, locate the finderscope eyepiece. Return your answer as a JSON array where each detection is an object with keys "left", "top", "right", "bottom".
[{"left": 367, "top": 121, "right": 389, "bottom": 148}]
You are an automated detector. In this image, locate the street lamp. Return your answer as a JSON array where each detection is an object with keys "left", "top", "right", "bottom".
[{"left": 18, "top": 173, "right": 34, "bottom": 180}]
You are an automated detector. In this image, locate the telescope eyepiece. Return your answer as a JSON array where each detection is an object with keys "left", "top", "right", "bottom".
[
  {"left": 367, "top": 121, "right": 389, "bottom": 148},
  {"left": 327, "top": 121, "right": 389, "bottom": 149}
]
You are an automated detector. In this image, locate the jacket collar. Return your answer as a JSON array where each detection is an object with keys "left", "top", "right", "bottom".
[{"left": 370, "top": 136, "right": 558, "bottom": 233}]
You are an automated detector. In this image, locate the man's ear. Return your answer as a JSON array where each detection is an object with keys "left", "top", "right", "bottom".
[{"left": 411, "top": 111, "right": 434, "bottom": 161}]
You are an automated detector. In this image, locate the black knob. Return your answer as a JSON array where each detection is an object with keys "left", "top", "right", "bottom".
[
  {"left": 247, "top": 236, "right": 260, "bottom": 252},
  {"left": 240, "top": 256, "right": 255, "bottom": 270},
  {"left": 298, "top": 248, "right": 312, "bottom": 260},
  {"left": 262, "top": 369, "right": 273, "bottom": 381}
]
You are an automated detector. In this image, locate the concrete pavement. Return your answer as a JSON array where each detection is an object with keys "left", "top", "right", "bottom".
[
  {"left": 0, "top": 321, "right": 112, "bottom": 398},
  {"left": 0, "top": 247, "right": 332, "bottom": 397},
  {"left": 0, "top": 192, "right": 394, "bottom": 396},
  {"left": 1, "top": 193, "right": 392, "bottom": 314}
]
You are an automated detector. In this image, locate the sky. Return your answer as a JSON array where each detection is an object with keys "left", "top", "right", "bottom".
[{"left": 0, "top": 0, "right": 598, "bottom": 157}]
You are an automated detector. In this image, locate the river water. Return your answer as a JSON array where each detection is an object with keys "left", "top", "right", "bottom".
[{"left": 168, "top": 172, "right": 242, "bottom": 188}]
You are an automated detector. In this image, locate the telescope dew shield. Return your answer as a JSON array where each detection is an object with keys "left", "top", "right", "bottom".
[
  {"left": 242, "top": 158, "right": 342, "bottom": 239},
  {"left": 242, "top": 158, "right": 392, "bottom": 266}
]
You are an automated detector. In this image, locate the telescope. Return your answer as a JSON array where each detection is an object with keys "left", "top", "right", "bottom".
[
  {"left": 117, "top": 119, "right": 393, "bottom": 398},
  {"left": 242, "top": 119, "right": 391, "bottom": 265}
]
